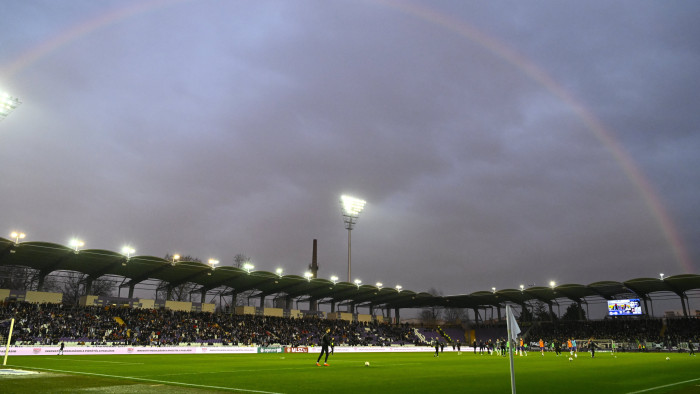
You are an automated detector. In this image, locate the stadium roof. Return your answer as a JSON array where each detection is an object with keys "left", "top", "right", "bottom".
[{"left": 1, "top": 237, "right": 699, "bottom": 310}]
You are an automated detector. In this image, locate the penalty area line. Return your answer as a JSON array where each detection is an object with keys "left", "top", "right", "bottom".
[
  {"left": 626, "top": 377, "right": 700, "bottom": 394},
  {"left": 7, "top": 365, "right": 284, "bottom": 394}
]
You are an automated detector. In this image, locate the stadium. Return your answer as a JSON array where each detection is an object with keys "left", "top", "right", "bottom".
[
  {"left": 3, "top": 1, "right": 700, "bottom": 393},
  {"left": 1, "top": 236, "right": 699, "bottom": 393}
]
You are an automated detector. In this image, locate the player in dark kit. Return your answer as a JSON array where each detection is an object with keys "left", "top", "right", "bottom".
[
  {"left": 588, "top": 338, "right": 597, "bottom": 358},
  {"left": 554, "top": 339, "right": 561, "bottom": 356},
  {"left": 316, "top": 328, "right": 332, "bottom": 366}
]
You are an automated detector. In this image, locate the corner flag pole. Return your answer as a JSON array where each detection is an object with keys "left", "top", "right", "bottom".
[
  {"left": 506, "top": 306, "right": 521, "bottom": 394},
  {"left": 3, "top": 318, "right": 15, "bottom": 366}
]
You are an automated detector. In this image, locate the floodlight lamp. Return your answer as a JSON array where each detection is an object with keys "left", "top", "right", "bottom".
[
  {"left": 243, "top": 262, "right": 254, "bottom": 273},
  {"left": 121, "top": 246, "right": 135, "bottom": 261},
  {"left": 376, "top": 282, "right": 383, "bottom": 289},
  {"left": 340, "top": 195, "right": 366, "bottom": 229},
  {"left": 10, "top": 231, "right": 26, "bottom": 244},
  {"left": 304, "top": 271, "right": 313, "bottom": 281},
  {"left": 209, "top": 259, "right": 220, "bottom": 267},
  {"left": 0, "top": 92, "right": 21, "bottom": 120},
  {"left": 341, "top": 195, "right": 366, "bottom": 218},
  {"left": 519, "top": 284, "right": 525, "bottom": 291},
  {"left": 276, "top": 268, "right": 283, "bottom": 277},
  {"left": 492, "top": 287, "right": 496, "bottom": 293},
  {"left": 330, "top": 275, "right": 339, "bottom": 284},
  {"left": 354, "top": 279, "right": 362, "bottom": 287},
  {"left": 173, "top": 254, "right": 180, "bottom": 262},
  {"left": 659, "top": 273, "right": 664, "bottom": 280},
  {"left": 549, "top": 281, "right": 556, "bottom": 288},
  {"left": 70, "top": 239, "right": 84, "bottom": 252},
  {"left": 395, "top": 285, "right": 402, "bottom": 292}
]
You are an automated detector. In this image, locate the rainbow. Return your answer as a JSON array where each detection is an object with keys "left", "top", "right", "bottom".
[
  {"left": 1, "top": 0, "right": 692, "bottom": 273},
  {"left": 1, "top": 0, "right": 189, "bottom": 80},
  {"left": 380, "top": 0, "right": 692, "bottom": 274}
]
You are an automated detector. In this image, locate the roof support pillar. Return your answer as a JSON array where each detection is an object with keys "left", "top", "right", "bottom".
[
  {"left": 394, "top": 308, "right": 400, "bottom": 324},
  {"left": 642, "top": 296, "right": 650, "bottom": 317},
  {"left": 577, "top": 301, "right": 584, "bottom": 321},
  {"left": 37, "top": 269, "right": 49, "bottom": 292},
  {"left": 680, "top": 294, "right": 688, "bottom": 317},
  {"left": 84, "top": 276, "right": 94, "bottom": 295},
  {"left": 128, "top": 283, "right": 135, "bottom": 299},
  {"left": 496, "top": 305, "right": 502, "bottom": 322},
  {"left": 548, "top": 302, "right": 555, "bottom": 321},
  {"left": 201, "top": 288, "right": 207, "bottom": 303}
]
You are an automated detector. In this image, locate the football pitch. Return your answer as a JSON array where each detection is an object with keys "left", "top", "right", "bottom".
[{"left": 1, "top": 351, "right": 698, "bottom": 393}]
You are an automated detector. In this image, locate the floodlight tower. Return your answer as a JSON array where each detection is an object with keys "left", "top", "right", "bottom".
[
  {"left": 340, "top": 195, "right": 366, "bottom": 282},
  {"left": 0, "top": 92, "right": 21, "bottom": 121}
]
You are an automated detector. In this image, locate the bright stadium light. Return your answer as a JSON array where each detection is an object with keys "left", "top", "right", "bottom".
[
  {"left": 492, "top": 287, "right": 496, "bottom": 293},
  {"left": 10, "top": 231, "right": 26, "bottom": 245},
  {"left": 659, "top": 273, "right": 665, "bottom": 280},
  {"left": 330, "top": 275, "right": 339, "bottom": 284},
  {"left": 243, "top": 262, "right": 254, "bottom": 273},
  {"left": 70, "top": 238, "right": 84, "bottom": 252},
  {"left": 354, "top": 279, "right": 362, "bottom": 288},
  {"left": 395, "top": 284, "right": 402, "bottom": 292},
  {"left": 208, "top": 259, "right": 219, "bottom": 267},
  {"left": 376, "top": 282, "right": 383, "bottom": 289},
  {"left": 549, "top": 281, "right": 556, "bottom": 289},
  {"left": 121, "top": 246, "right": 135, "bottom": 259},
  {"left": 304, "top": 271, "right": 313, "bottom": 281},
  {"left": 172, "top": 254, "right": 180, "bottom": 264},
  {"left": 340, "top": 195, "right": 366, "bottom": 282},
  {"left": 276, "top": 268, "right": 284, "bottom": 277},
  {"left": 0, "top": 91, "right": 21, "bottom": 121},
  {"left": 520, "top": 284, "right": 525, "bottom": 291}
]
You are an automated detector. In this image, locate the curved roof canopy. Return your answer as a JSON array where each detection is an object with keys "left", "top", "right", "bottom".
[{"left": 1, "top": 237, "right": 698, "bottom": 309}]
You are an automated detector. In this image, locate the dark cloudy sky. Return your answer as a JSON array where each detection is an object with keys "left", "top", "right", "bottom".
[{"left": 1, "top": 1, "right": 698, "bottom": 311}]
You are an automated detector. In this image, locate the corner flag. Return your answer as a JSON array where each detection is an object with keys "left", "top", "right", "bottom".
[
  {"left": 506, "top": 305, "right": 521, "bottom": 343},
  {"left": 506, "top": 306, "right": 520, "bottom": 394}
]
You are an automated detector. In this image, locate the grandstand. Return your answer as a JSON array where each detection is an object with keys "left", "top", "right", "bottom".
[
  {"left": 1, "top": 237, "right": 699, "bottom": 321},
  {"left": 2, "top": 237, "right": 700, "bottom": 394},
  {"left": 1, "top": 236, "right": 699, "bottom": 354}
]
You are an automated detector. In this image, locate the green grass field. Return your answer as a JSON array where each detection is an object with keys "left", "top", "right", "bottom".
[{"left": 2, "top": 351, "right": 698, "bottom": 393}]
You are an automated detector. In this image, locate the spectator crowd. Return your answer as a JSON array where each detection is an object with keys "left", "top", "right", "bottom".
[{"left": 0, "top": 301, "right": 418, "bottom": 347}]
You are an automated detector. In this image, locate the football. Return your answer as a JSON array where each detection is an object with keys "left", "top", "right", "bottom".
[
  {"left": 365, "top": 361, "right": 370, "bottom": 366},
  {"left": 568, "top": 357, "right": 573, "bottom": 361},
  {"left": 666, "top": 357, "right": 670, "bottom": 361}
]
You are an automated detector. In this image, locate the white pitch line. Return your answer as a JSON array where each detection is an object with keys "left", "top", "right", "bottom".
[
  {"left": 8, "top": 365, "right": 284, "bottom": 394},
  {"left": 625, "top": 377, "right": 700, "bottom": 394}
]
